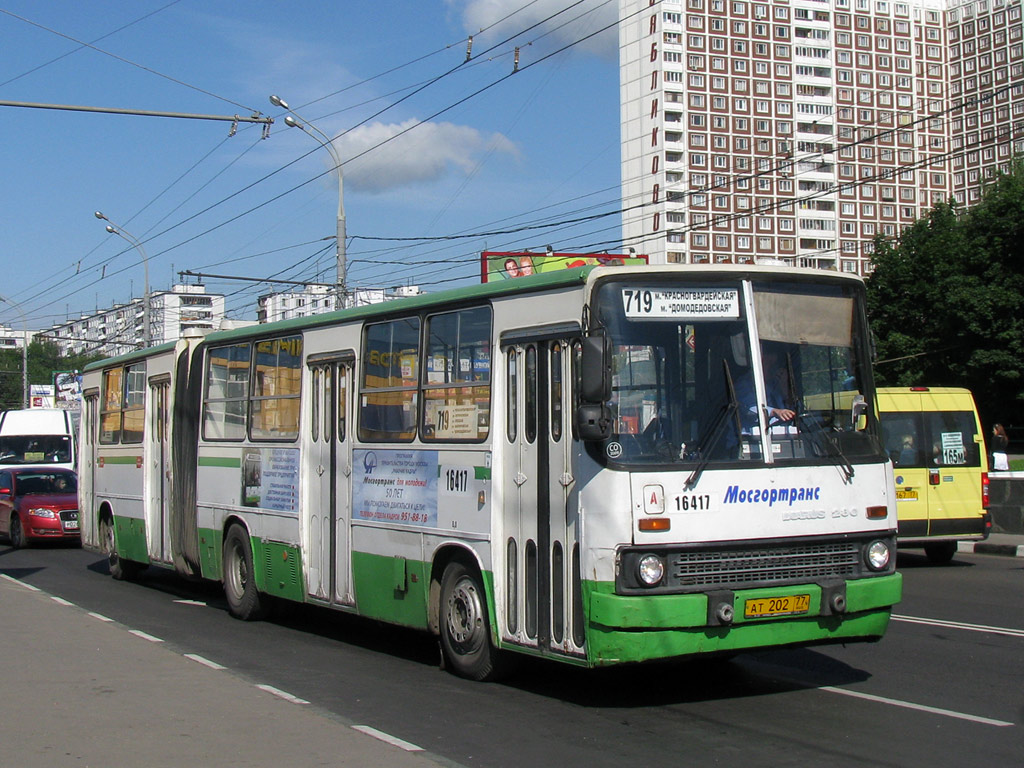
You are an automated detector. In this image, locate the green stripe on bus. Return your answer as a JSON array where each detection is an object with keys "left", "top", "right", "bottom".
[{"left": 198, "top": 456, "right": 242, "bottom": 468}]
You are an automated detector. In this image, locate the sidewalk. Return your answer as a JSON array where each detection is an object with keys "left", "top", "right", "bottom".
[
  {"left": 0, "top": 575, "right": 450, "bottom": 768},
  {"left": 958, "top": 532, "right": 1024, "bottom": 557}
]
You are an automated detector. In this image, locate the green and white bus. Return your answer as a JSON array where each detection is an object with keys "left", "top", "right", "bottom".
[{"left": 78, "top": 265, "right": 901, "bottom": 679}]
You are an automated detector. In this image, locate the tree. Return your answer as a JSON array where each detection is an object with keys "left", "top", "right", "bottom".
[
  {"left": 866, "top": 159, "right": 1024, "bottom": 429},
  {"left": 0, "top": 340, "right": 102, "bottom": 410}
]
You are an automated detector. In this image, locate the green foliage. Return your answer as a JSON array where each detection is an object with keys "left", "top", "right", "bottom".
[
  {"left": 866, "top": 159, "right": 1024, "bottom": 430},
  {"left": 0, "top": 340, "right": 102, "bottom": 410}
]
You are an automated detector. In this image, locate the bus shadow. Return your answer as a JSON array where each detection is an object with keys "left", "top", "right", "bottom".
[
  {"left": 895, "top": 550, "right": 975, "bottom": 569},
  {"left": 501, "top": 647, "right": 870, "bottom": 708}
]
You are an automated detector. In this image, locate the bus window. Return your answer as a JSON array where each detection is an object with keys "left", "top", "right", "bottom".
[
  {"left": 100, "top": 367, "right": 124, "bottom": 444},
  {"left": 359, "top": 318, "right": 419, "bottom": 442},
  {"left": 422, "top": 306, "right": 491, "bottom": 442},
  {"left": 310, "top": 367, "right": 321, "bottom": 443},
  {"left": 250, "top": 336, "right": 302, "bottom": 440},
  {"left": 551, "top": 343, "right": 563, "bottom": 442},
  {"left": 525, "top": 346, "right": 538, "bottom": 444},
  {"left": 507, "top": 349, "right": 517, "bottom": 443},
  {"left": 204, "top": 343, "right": 250, "bottom": 441}
]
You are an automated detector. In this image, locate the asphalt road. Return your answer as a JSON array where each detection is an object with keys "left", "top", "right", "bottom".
[{"left": 1, "top": 542, "right": 1020, "bottom": 768}]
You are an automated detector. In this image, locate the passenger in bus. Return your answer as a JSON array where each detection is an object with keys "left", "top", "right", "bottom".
[
  {"left": 897, "top": 435, "right": 918, "bottom": 466},
  {"left": 736, "top": 343, "right": 796, "bottom": 430}
]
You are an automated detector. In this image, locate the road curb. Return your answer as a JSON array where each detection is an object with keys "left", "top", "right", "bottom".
[{"left": 958, "top": 541, "right": 1024, "bottom": 557}]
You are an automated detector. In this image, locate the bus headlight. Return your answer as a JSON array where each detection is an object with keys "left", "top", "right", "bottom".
[
  {"left": 637, "top": 554, "right": 665, "bottom": 586},
  {"left": 865, "top": 540, "right": 891, "bottom": 571}
]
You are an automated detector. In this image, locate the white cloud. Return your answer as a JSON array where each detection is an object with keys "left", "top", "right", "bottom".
[
  {"left": 332, "top": 119, "right": 518, "bottom": 194},
  {"left": 446, "top": 0, "right": 617, "bottom": 59}
]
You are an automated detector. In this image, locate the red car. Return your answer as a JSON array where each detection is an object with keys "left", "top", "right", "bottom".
[{"left": 0, "top": 468, "right": 80, "bottom": 548}]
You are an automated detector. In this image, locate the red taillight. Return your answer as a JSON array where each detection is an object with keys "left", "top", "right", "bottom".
[
  {"left": 909, "top": 386, "right": 930, "bottom": 392},
  {"left": 982, "top": 471, "right": 989, "bottom": 509}
]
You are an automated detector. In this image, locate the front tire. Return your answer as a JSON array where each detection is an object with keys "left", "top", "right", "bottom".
[
  {"left": 223, "top": 525, "right": 266, "bottom": 620},
  {"left": 10, "top": 515, "right": 26, "bottom": 549},
  {"left": 439, "top": 561, "right": 504, "bottom": 681}
]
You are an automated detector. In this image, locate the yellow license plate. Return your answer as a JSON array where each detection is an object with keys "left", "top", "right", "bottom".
[
  {"left": 744, "top": 594, "right": 811, "bottom": 619},
  {"left": 896, "top": 489, "right": 918, "bottom": 500}
]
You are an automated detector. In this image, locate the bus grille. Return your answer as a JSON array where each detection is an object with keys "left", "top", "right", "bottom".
[{"left": 670, "top": 542, "right": 861, "bottom": 588}]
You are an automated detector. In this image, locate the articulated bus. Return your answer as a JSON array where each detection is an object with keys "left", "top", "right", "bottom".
[{"left": 78, "top": 265, "right": 901, "bottom": 680}]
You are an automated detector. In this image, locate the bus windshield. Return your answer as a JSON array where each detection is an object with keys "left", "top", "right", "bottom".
[
  {"left": 0, "top": 435, "right": 73, "bottom": 465},
  {"left": 589, "top": 277, "right": 883, "bottom": 467}
]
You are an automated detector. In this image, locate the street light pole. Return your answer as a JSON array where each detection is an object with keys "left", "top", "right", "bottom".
[
  {"left": 0, "top": 295, "right": 29, "bottom": 408},
  {"left": 269, "top": 95, "right": 346, "bottom": 308},
  {"left": 94, "top": 211, "right": 151, "bottom": 347}
]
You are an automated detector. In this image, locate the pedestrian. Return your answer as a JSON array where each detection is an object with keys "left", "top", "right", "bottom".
[{"left": 991, "top": 423, "right": 1009, "bottom": 471}]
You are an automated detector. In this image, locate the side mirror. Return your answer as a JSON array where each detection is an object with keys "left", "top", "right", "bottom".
[
  {"left": 579, "top": 334, "right": 612, "bottom": 403},
  {"left": 851, "top": 394, "right": 868, "bottom": 431},
  {"left": 576, "top": 403, "right": 612, "bottom": 441}
]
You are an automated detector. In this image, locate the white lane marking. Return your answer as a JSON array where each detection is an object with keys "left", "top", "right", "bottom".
[
  {"left": 184, "top": 653, "right": 226, "bottom": 670},
  {"left": 128, "top": 629, "right": 164, "bottom": 643},
  {"left": 351, "top": 725, "right": 424, "bottom": 752},
  {"left": 1, "top": 574, "right": 40, "bottom": 591},
  {"left": 50, "top": 596, "right": 74, "bottom": 607},
  {"left": 173, "top": 599, "right": 208, "bottom": 606},
  {"left": 822, "top": 686, "right": 1014, "bottom": 727},
  {"left": 256, "top": 684, "right": 310, "bottom": 705},
  {"left": 88, "top": 611, "right": 114, "bottom": 622},
  {"left": 892, "top": 614, "right": 1024, "bottom": 639}
]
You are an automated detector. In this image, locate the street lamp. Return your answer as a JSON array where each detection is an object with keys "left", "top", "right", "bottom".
[
  {"left": 0, "top": 295, "right": 29, "bottom": 408},
  {"left": 269, "top": 94, "right": 347, "bottom": 308},
  {"left": 94, "top": 211, "right": 151, "bottom": 347}
]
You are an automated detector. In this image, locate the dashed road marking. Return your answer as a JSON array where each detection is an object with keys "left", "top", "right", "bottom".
[
  {"left": 184, "top": 653, "right": 227, "bottom": 670},
  {"left": 352, "top": 725, "right": 424, "bottom": 752},
  {"left": 128, "top": 629, "right": 164, "bottom": 643},
  {"left": 256, "top": 684, "right": 310, "bottom": 705}
]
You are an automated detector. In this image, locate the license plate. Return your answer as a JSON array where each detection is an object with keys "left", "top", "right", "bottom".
[
  {"left": 64, "top": 520, "right": 79, "bottom": 530},
  {"left": 896, "top": 489, "right": 918, "bottom": 500},
  {"left": 744, "top": 593, "right": 811, "bottom": 619}
]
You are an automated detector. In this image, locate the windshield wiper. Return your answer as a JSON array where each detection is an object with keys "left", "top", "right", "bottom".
[
  {"left": 685, "top": 360, "right": 741, "bottom": 489},
  {"left": 795, "top": 411, "right": 855, "bottom": 482}
]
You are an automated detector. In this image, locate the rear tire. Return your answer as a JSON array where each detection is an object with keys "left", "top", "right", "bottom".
[
  {"left": 223, "top": 525, "right": 266, "bottom": 620},
  {"left": 439, "top": 561, "right": 504, "bottom": 681},
  {"left": 924, "top": 541, "right": 957, "bottom": 564},
  {"left": 100, "top": 515, "right": 144, "bottom": 580},
  {"left": 10, "top": 516, "right": 26, "bottom": 549}
]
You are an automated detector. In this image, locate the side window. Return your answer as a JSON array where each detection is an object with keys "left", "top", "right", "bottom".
[
  {"left": 880, "top": 412, "right": 923, "bottom": 467},
  {"left": 100, "top": 367, "right": 124, "bottom": 444},
  {"left": 250, "top": 336, "right": 303, "bottom": 440},
  {"left": 121, "top": 363, "right": 146, "bottom": 444},
  {"left": 310, "top": 367, "right": 321, "bottom": 443},
  {"left": 0, "top": 471, "right": 10, "bottom": 491},
  {"left": 506, "top": 349, "right": 518, "bottom": 443},
  {"left": 203, "top": 343, "right": 250, "bottom": 441},
  {"left": 422, "top": 306, "right": 491, "bottom": 442},
  {"left": 551, "top": 343, "right": 563, "bottom": 442},
  {"left": 323, "top": 365, "right": 334, "bottom": 443},
  {"left": 525, "top": 345, "right": 538, "bottom": 444},
  {"left": 338, "top": 365, "right": 348, "bottom": 442},
  {"left": 359, "top": 318, "right": 420, "bottom": 442}
]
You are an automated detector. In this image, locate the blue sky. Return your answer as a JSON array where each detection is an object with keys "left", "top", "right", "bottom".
[{"left": 0, "top": 0, "right": 621, "bottom": 330}]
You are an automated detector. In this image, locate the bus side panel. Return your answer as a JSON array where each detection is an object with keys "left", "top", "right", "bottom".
[{"left": 97, "top": 458, "right": 149, "bottom": 564}]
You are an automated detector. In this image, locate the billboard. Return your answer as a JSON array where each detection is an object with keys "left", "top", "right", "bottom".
[{"left": 481, "top": 251, "right": 648, "bottom": 283}]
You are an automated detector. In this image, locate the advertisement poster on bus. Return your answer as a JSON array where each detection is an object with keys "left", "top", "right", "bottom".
[
  {"left": 352, "top": 449, "right": 439, "bottom": 526},
  {"left": 481, "top": 251, "right": 648, "bottom": 283},
  {"left": 241, "top": 447, "right": 300, "bottom": 513}
]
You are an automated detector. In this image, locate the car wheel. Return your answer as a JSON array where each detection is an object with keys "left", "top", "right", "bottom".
[
  {"left": 223, "top": 525, "right": 266, "bottom": 621},
  {"left": 10, "top": 515, "right": 26, "bottom": 549},
  {"left": 924, "top": 542, "right": 957, "bottom": 564},
  {"left": 439, "top": 561, "right": 505, "bottom": 681},
  {"left": 100, "top": 515, "right": 144, "bottom": 580}
]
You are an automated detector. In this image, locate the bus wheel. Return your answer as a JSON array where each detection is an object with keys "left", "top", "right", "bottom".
[
  {"left": 10, "top": 515, "right": 26, "bottom": 549},
  {"left": 223, "top": 525, "right": 266, "bottom": 621},
  {"left": 924, "top": 542, "right": 957, "bottom": 564},
  {"left": 100, "top": 515, "right": 143, "bottom": 580},
  {"left": 440, "top": 561, "right": 503, "bottom": 681}
]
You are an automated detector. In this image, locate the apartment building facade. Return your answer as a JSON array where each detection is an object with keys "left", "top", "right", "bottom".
[
  {"left": 47, "top": 284, "right": 226, "bottom": 357},
  {"left": 619, "top": 0, "right": 1023, "bottom": 274}
]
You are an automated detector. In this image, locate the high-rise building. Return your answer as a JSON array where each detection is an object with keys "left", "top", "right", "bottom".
[
  {"left": 46, "top": 284, "right": 226, "bottom": 357},
  {"left": 619, "top": 0, "right": 1023, "bottom": 274}
]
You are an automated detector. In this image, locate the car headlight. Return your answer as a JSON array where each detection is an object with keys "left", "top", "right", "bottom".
[
  {"left": 865, "top": 540, "right": 891, "bottom": 571},
  {"left": 637, "top": 554, "right": 665, "bottom": 586},
  {"left": 28, "top": 508, "right": 57, "bottom": 518}
]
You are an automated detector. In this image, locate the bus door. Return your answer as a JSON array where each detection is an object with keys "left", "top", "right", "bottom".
[
  {"left": 146, "top": 375, "right": 172, "bottom": 564},
  {"left": 306, "top": 353, "right": 354, "bottom": 605},
  {"left": 502, "top": 328, "right": 584, "bottom": 659},
  {"left": 81, "top": 389, "right": 100, "bottom": 547}
]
